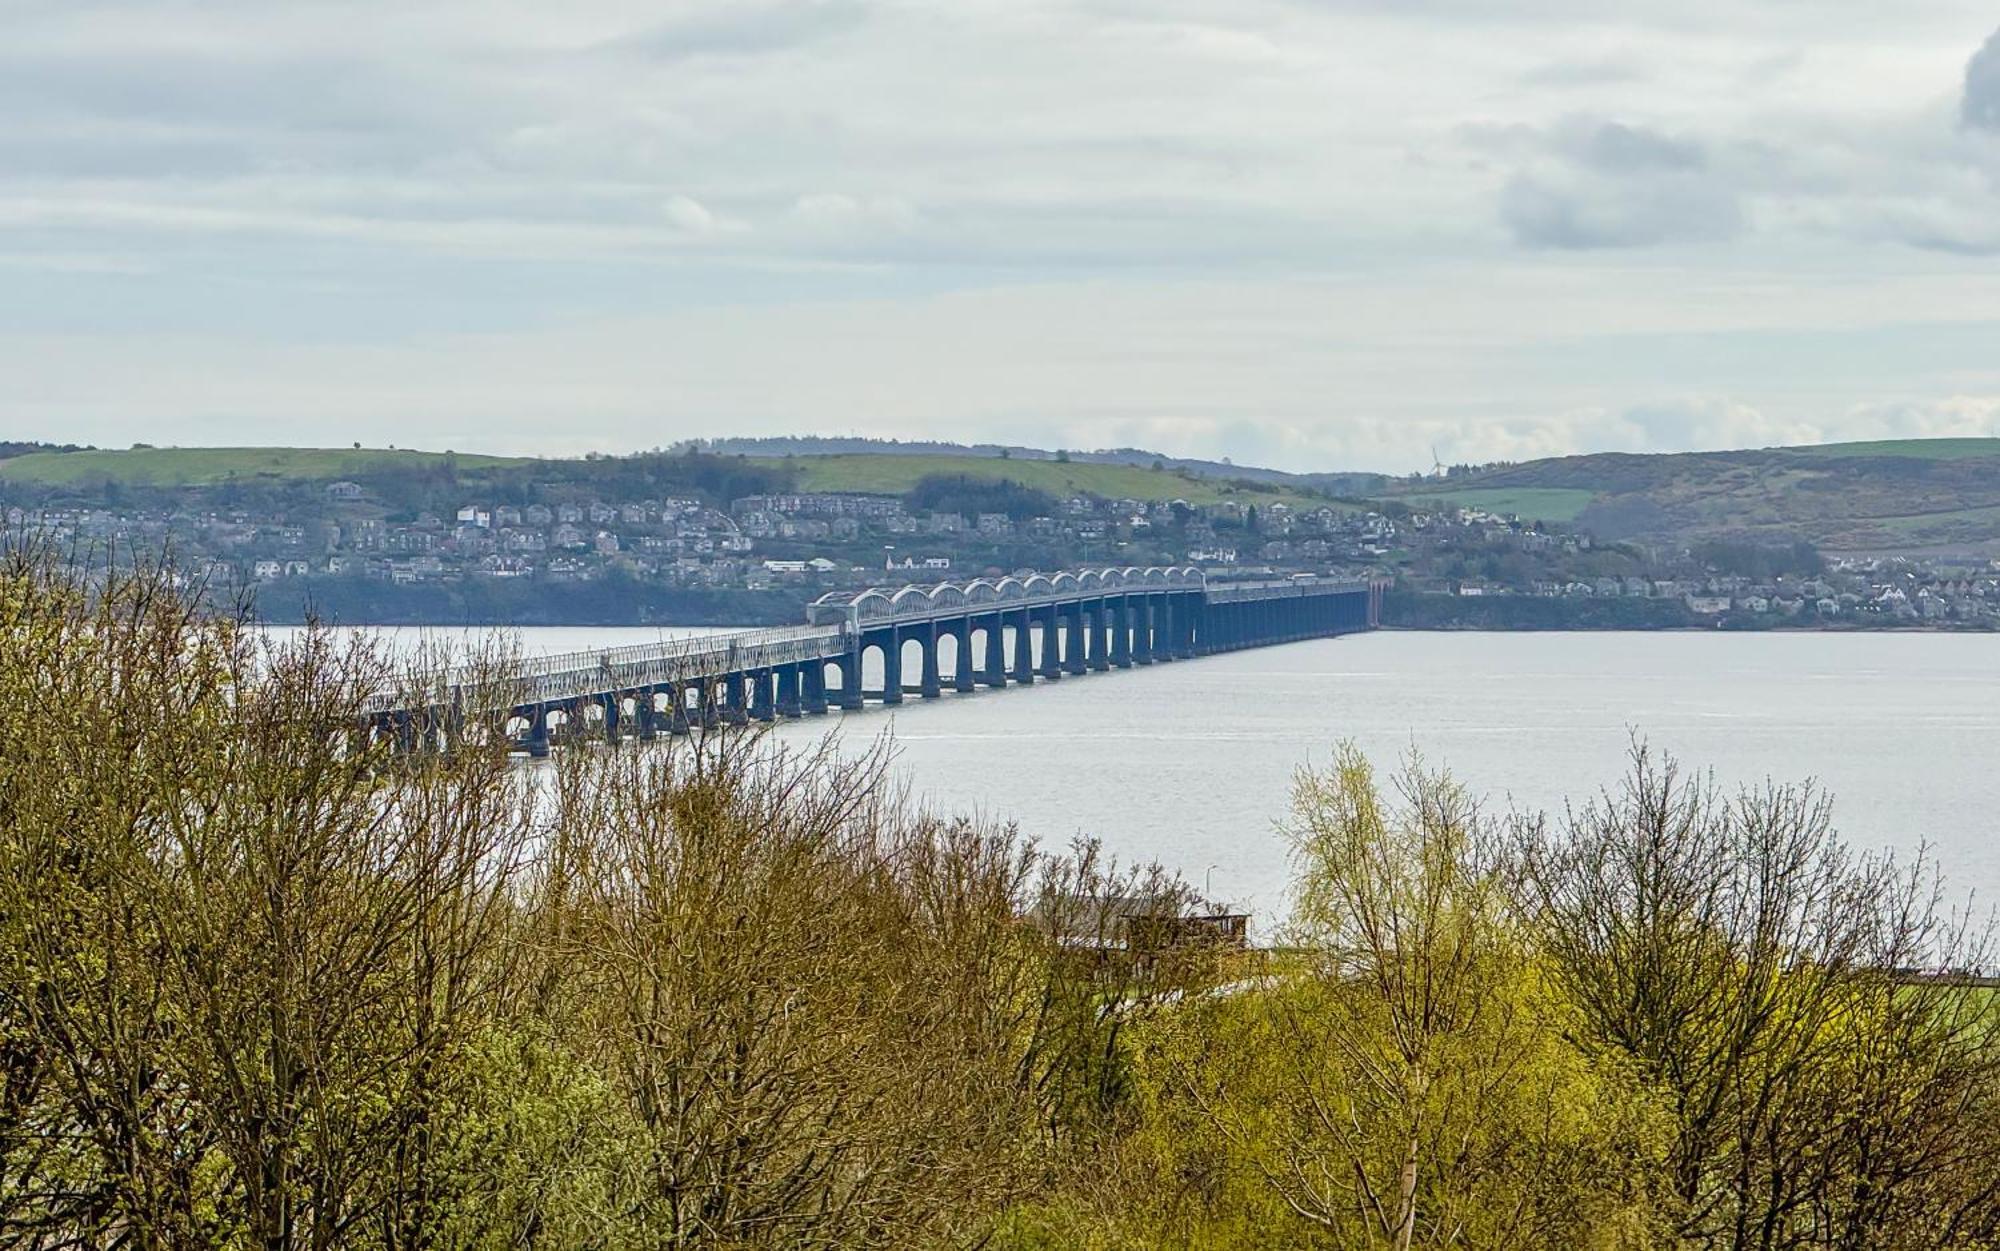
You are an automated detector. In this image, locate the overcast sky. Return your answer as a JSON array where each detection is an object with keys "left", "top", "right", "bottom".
[{"left": 9, "top": 0, "right": 2000, "bottom": 472}]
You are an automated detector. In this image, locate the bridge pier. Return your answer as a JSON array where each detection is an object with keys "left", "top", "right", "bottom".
[
  {"left": 1089, "top": 602, "right": 1111, "bottom": 671},
  {"left": 777, "top": 664, "right": 803, "bottom": 717},
  {"left": 1038, "top": 607, "right": 1063, "bottom": 681},
  {"left": 1063, "top": 607, "right": 1087, "bottom": 675},
  {"left": 1133, "top": 597, "right": 1155, "bottom": 665},
  {"left": 881, "top": 628, "right": 904, "bottom": 705},
  {"left": 600, "top": 692, "right": 622, "bottom": 743},
  {"left": 981, "top": 615, "right": 1008, "bottom": 686},
  {"left": 837, "top": 651, "right": 864, "bottom": 710},
  {"left": 750, "top": 669, "right": 776, "bottom": 722},
  {"left": 919, "top": 622, "right": 943, "bottom": 698},
  {"left": 1011, "top": 610, "right": 1034, "bottom": 685},
  {"left": 951, "top": 619, "right": 976, "bottom": 692},
  {"left": 723, "top": 672, "right": 748, "bottom": 724},
  {"left": 1111, "top": 596, "right": 1133, "bottom": 668},
  {"left": 803, "top": 662, "right": 829, "bottom": 714}
]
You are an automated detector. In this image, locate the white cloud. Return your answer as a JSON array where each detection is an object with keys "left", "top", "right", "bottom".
[
  {"left": 4, "top": 0, "right": 2000, "bottom": 467},
  {"left": 663, "top": 194, "right": 720, "bottom": 233}
]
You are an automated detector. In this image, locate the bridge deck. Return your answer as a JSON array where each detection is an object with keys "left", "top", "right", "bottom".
[{"left": 364, "top": 571, "right": 1380, "bottom": 735}]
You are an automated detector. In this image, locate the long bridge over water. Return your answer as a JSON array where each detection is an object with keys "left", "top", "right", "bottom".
[{"left": 369, "top": 568, "right": 1383, "bottom": 756}]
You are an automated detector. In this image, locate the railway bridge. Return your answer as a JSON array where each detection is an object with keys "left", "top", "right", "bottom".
[{"left": 366, "top": 568, "right": 1383, "bottom": 756}]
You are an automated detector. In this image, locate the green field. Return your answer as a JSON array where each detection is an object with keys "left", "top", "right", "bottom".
[
  {"left": 1384, "top": 486, "right": 1596, "bottom": 523},
  {"left": 0, "top": 446, "right": 527, "bottom": 486},
  {"left": 1789, "top": 438, "right": 2000, "bottom": 461},
  {"left": 792, "top": 454, "right": 1324, "bottom": 508}
]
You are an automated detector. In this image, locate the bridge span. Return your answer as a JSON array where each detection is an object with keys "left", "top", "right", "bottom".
[{"left": 367, "top": 567, "right": 1383, "bottom": 756}]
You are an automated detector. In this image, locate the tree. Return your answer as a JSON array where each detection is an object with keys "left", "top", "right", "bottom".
[
  {"left": 1153, "top": 747, "right": 1663, "bottom": 1250},
  {"left": 1521, "top": 743, "right": 2000, "bottom": 1249}
]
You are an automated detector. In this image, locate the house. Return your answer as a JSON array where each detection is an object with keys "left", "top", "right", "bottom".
[
  {"left": 324, "top": 481, "right": 365, "bottom": 501},
  {"left": 1685, "top": 595, "right": 1732, "bottom": 615}
]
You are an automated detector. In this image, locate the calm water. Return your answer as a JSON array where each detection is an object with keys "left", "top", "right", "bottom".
[{"left": 290, "top": 627, "right": 2000, "bottom": 926}]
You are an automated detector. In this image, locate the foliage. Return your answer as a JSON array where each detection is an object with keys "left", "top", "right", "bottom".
[
  {"left": 904, "top": 473, "right": 1059, "bottom": 522},
  {"left": 6, "top": 545, "right": 2000, "bottom": 1250}
]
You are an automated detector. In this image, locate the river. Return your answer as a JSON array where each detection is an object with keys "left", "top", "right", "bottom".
[{"left": 292, "top": 626, "right": 2000, "bottom": 927}]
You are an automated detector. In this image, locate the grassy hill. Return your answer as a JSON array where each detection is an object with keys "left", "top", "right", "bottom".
[
  {"left": 0, "top": 445, "right": 1325, "bottom": 510},
  {"left": 792, "top": 453, "right": 1321, "bottom": 508},
  {"left": 1380, "top": 439, "right": 2000, "bottom": 554},
  {"left": 0, "top": 446, "right": 526, "bottom": 487}
]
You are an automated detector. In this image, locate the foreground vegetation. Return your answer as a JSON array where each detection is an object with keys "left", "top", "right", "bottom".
[{"left": 5, "top": 549, "right": 2000, "bottom": 1249}]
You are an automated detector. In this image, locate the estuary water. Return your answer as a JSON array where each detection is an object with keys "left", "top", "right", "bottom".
[{"left": 303, "top": 627, "right": 2000, "bottom": 927}]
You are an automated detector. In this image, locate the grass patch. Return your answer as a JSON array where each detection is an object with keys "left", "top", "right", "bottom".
[
  {"left": 0, "top": 446, "right": 527, "bottom": 487},
  {"left": 1788, "top": 438, "right": 2000, "bottom": 461},
  {"left": 791, "top": 454, "right": 1325, "bottom": 508},
  {"left": 1382, "top": 486, "right": 1596, "bottom": 523}
]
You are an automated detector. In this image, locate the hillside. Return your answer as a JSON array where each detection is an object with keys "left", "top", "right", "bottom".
[
  {"left": 0, "top": 445, "right": 1324, "bottom": 510},
  {"left": 0, "top": 446, "right": 527, "bottom": 487},
  {"left": 791, "top": 453, "right": 1321, "bottom": 508},
  {"left": 1379, "top": 439, "right": 2000, "bottom": 555}
]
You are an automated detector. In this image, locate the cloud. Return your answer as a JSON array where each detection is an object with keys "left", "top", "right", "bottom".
[
  {"left": 1964, "top": 27, "right": 2000, "bottom": 131},
  {"left": 5, "top": 0, "right": 2000, "bottom": 465},
  {"left": 1491, "top": 121, "right": 1740, "bottom": 248},
  {"left": 613, "top": 0, "right": 868, "bottom": 60},
  {"left": 664, "top": 195, "right": 720, "bottom": 234}
]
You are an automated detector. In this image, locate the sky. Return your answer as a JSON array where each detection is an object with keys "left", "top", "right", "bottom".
[{"left": 8, "top": 0, "right": 2000, "bottom": 474}]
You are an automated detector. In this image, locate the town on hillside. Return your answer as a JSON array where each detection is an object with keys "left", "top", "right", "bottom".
[{"left": 13, "top": 456, "right": 2000, "bottom": 629}]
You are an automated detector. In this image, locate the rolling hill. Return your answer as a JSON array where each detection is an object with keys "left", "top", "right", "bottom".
[
  {"left": 1378, "top": 439, "right": 2000, "bottom": 554},
  {"left": 0, "top": 444, "right": 1325, "bottom": 510},
  {"left": 0, "top": 446, "right": 528, "bottom": 486}
]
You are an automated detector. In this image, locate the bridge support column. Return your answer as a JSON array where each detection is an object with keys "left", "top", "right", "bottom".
[
  {"left": 881, "top": 630, "right": 904, "bottom": 705},
  {"left": 601, "top": 692, "right": 622, "bottom": 743},
  {"left": 526, "top": 705, "right": 550, "bottom": 757},
  {"left": 1111, "top": 597, "right": 1133, "bottom": 668},
  {"left": 667, "top": 686, "right": 691, "bottom": 735},
  {"left": 1063, "top": 608, "right": 1087, "bottom": 675},
  {"left": 919, "top": 623, "right": 943, "bottom": 698},
  {"left": 1133, "top": 597, "right": 1155, "bottom": 664},
  {"left": 838, "top": 650, "right": 864, "bottom": 710},
  {"left": 777, "top": 664, "right": 803, "bottom": 717},
  {"left": 981, "top": 616, "right": 1007, "bottom": 686},
  {"left": 1011, "top": 611, "right": 1034, "bottom": 685},
  {"left": 1090, "top": 601, "right": 1111, "bottom": 671},
  {"left": 636, "top": 688, "right": 657, "bottom": 741},
  {"left": 952, "top": 618, "right": 977, "bottom": 692},
  {"left": 750, "top": 669, "right": 776, "bottom": 722},
  {"left": 1154, "top": 595, "right": 1177, "bottom": 662},
  {"left": 723, "top": 672, "right": 748, "bottom": 724},
  {"left": 1038, "top": 607, "right": 1063, "bottom": 680},
  {"left": 803, "top": 663, "right": 829, "bottom": 715}
]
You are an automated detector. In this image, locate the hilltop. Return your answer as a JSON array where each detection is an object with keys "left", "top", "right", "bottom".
[
  {"left": 1375, "top": 438, "right": 2000, "bottom": 556},
  {"left": 0, "top": 443, "right": 1326, "bottom": 510},
  {"left": 16, "top": 436, "right": 2000, "bottom": 558}
]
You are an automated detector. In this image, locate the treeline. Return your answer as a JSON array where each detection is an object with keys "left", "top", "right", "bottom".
[
  {"left": 0, "top": 449, "right": 798, "bottom": 520},
  {"left": 904, "top": 472, "right": 1060, "bottom": 521},
  {"left": 6, "top": 549, "right": 2000, "bottom": 1249}
]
